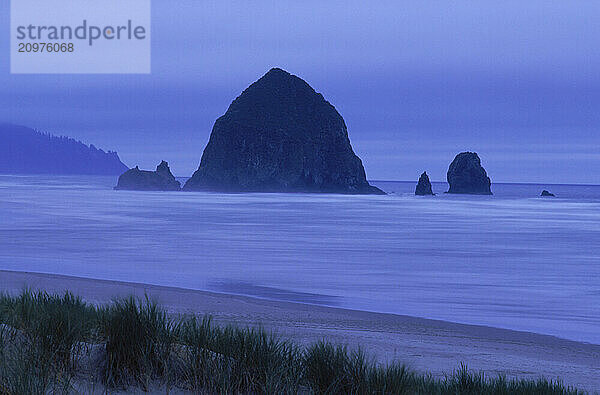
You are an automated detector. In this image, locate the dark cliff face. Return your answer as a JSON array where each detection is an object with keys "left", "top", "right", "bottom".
[
  {"left": 446, "top": 152, "right": 492, "bottom": 195},
  {"left": 115, "top": 161, "right": 181, "bottom": 191},
  {"left": 184, "top": 68, "right": 384, "bottom": 195},
  {"left": 415, "top": 172, "right": 434, "bottom": 195},
  {"left": 0, "top": 123, "right": 128, "bottom": 175}
]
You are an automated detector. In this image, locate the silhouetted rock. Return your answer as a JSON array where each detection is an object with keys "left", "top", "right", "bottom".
[
  {"left": 183, "top": 68, "right": 384, "bottom": 195},
  {"left": 115, "top": 161, "right": 181, "bottom": 191},
  {"left": 541, "top": 190, "right": 555, "bottom": 197},
  {"left": 0, "top": 123, "right": 128, "bottom": 175},
  {"left": 446, "top": 152, "right": 492, "bottom": 195},
  {"left": 415, "top": 172, "right": 434, "bottom": 195}
]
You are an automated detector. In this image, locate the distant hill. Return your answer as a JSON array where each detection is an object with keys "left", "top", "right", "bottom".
[{"left": 0, "top": 123, "right": 128, "bottom": 175}]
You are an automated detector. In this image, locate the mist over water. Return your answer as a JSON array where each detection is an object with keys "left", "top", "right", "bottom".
[{"left": 1, "top": 175, "right": 599, "bottom": 344}]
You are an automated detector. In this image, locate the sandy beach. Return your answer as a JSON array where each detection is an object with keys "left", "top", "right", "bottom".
[{"left": 0, "top": 269, "right": 598, "bottom": 392}]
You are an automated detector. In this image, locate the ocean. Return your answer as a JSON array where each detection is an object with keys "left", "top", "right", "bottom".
[{"left": 1, "top": 175, "right": 599, "bottom": 344}]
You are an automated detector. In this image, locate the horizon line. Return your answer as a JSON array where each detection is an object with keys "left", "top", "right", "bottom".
[
  {"left": 368, "top": 180, "right": 600, "bottom": 187},
  {"left": 170, "top": 176, "right": 600, "bottom": 188}
]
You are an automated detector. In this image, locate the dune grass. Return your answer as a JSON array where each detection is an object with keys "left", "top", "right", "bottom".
[
  {"left": 0, "top": 291, "right": 92, "bottom": 394},
  {"left": 98, "top": 296, "right": 175, "bottom": 389},
  {"left": 0, "top": 290, "right": 590, "bottom": 394},
  {"left": 304, "top": 342, "right": 415, "bottom": 394},
  {"left": 177, "top": 315, "right": 303, "bottom": 393},
  {"left": 0, "top": 290, "right": 97, "bottom": 369}
]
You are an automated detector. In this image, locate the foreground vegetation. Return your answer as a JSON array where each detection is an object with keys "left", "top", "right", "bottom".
[{"left": 0, "top": 290, "right": 589, "bottom": 394}]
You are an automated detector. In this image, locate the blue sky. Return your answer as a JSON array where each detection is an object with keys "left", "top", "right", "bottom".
[{"left": 1, "top": 1, "right": 600, "bottom": 183}]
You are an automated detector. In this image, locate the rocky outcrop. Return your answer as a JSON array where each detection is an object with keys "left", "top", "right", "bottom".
[
  {"left": 415, "top": 172, "right": 434, "bottom": 195},
  {"left": 0, "top": 123, "right": 128, "bottom": 175},
  {"left": 541, "top": 190, "right": 555, "bottom": 197},
  {"left": 114, "top": 161, "right": 181, "bottom": 191},
  {"left": 183, "top": 68, "right": 384, "bottom": 195},
  {"left": 446, "top": 152, "right": 492, "bottom": 195}
]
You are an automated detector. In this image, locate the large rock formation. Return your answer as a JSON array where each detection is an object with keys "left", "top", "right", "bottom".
[
  {"left": 114, "top": 161, "right": 181, "bottom": 191},
  {"left": 183, "top": 68, "right": 384, "bottom": 194},
  {"left": 446, "top": 152, "right": 492, "bottom": 195},
  {"left": 415, "top": 172, "right": 434, "bottom": 195},
  {"left": 0, "top": 123, "right": 128, "bottom": 175}
]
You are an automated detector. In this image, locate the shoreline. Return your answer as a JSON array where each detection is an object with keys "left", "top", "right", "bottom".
[{"left": 0, "top": 269, "right": 598, "bottom": 391}]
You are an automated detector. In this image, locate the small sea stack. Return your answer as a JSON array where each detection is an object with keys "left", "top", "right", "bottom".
[
  {"left": 415, "top": 172, "right": 434, "bottom": 196},
  {"left": 114, "top": 161, "right": 181, "bottom": 191},
  {"left": 541, "top": 190, "right": 555, "bottom": 197},
  {"left": 183, "top": 68, "right": 384, "bottom": 195},
  {"left": 446, "top": 152, "right": 492, "bottom": 195}
]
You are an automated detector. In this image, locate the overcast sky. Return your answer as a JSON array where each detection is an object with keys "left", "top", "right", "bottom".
[{"left": 1, "top": 1, "right": 599, "bottom": 183}]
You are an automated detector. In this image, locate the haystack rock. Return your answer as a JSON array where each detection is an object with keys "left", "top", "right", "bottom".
[
  {"left": 114, "top": 161, "right": 181, "bottom": 191},
  {"left": 446, "top": 152, "right": 492, "bottom": 195},
  {"left": 541, "top": 190, "right": 555, "bottom": 197},
  {"left": 183, "top": 68, "right": 384, "bottom": 194},
  {"left": 415, "top": 172, "right": 434, "bottom": 195}
]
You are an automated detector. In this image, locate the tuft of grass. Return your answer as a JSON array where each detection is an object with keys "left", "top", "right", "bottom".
[
  {"left": 366, "top": 363, "right": 415, "bottom": 394},
  {"left": 218, "top": 324, "right": 302, "bottom": 394},
  {"left": 98, "top": 296, "right": 175, "bottom": 389},
  {"left": 304, "top": 341, "right": 415, "bottom": 394},
  {"left": 175, "top": 315, "right": 216, "bottom": 391},
  {"left": 415, "top": 363, "right": 586, "bottom": 395},
  {"left": 177, "top": 316, "right": 302, "bottom": 394},
  {"left": 304, "top": 341, "right": 353, "bottom": 394},
  {"left": 0, "top": 323, "right": 72, "bottom": 394},
  {"left": 0, "top": 290, "right": 97, "bottom": 368}
]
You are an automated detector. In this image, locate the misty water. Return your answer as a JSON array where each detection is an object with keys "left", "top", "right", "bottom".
[{"left": 1, "top": 175, "right": 599, "bottom": 344}]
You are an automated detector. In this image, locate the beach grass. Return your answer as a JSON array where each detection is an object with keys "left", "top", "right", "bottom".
[
  {"left": 177, "top": 315, "right": 303, "bottom": 393},
  {"left": 98, "top": 295, "right": 175, "bottom": 389},
  {"left": 0, "top": 290, "right": 589, "bottom": 394},
  {"left": 0, "top": 290, "right": 96, "bottom": 368}
]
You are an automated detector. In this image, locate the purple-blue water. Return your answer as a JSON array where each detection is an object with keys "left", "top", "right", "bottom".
[{"left": 1, "top": 175, "right": 599, "bottom": 344}]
